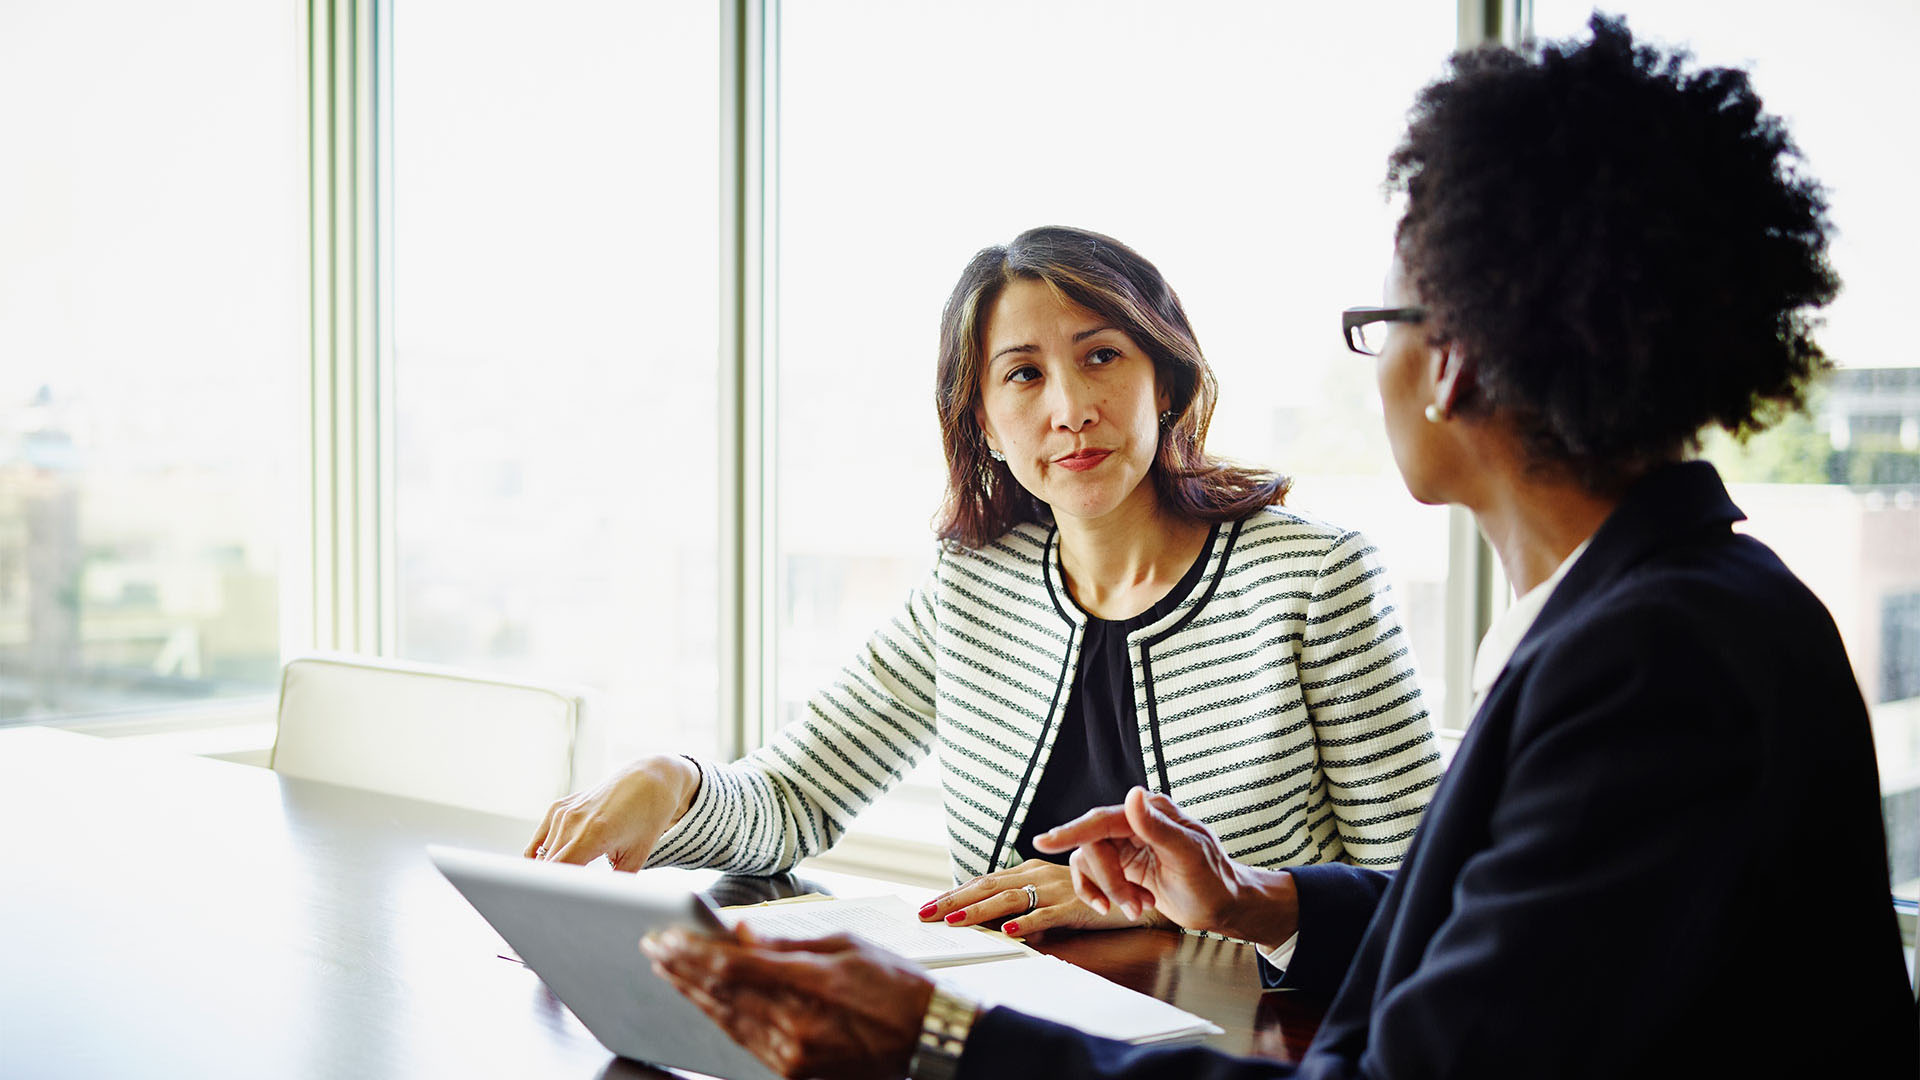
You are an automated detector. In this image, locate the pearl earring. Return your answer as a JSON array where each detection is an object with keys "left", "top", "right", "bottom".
[{"left": 1424, "top": 404, "right": 1447, "bottom": 423}]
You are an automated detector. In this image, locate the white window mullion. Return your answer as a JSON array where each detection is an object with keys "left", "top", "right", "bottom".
[
  {"left": 719, "top": 0, "right": 776, "bottom": 759},
  {"left": 759, "top": 0, "right": 783, "bottom": 752},
  {"left": 1434, "top": 0, "right": 1528, "bottom": 730},
  {"left": 368, "top": 0, "right": 398, "bottom": 656},
  {"left": 306, "top": 0, "right": 390, "bottom": 660},
  {"left": 1459, "top": 0, "right": 1530, "bottom": 47}
]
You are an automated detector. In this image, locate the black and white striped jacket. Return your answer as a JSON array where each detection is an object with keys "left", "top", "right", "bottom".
[{"left": 648, "top": 507, "right": 1443, "bottom": 883}]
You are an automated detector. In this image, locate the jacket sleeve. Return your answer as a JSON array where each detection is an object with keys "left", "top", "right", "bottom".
[
  {"left": 1292, "top": 601, "right": 1780, "bottom": 1079},
  {"left": 644, "top": 555, "right": 942, "bottom": 874},
  {"left": 1259, "top": 864, "right": 1392, "bottom": 996},
  {"left": 1297, "top": 530, "right": 1442, "bottom": 868},
  {"left": 960, "top": 1007, "right": 1296, "bottom": 1080}
]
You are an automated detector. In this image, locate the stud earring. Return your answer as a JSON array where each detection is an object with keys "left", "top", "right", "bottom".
[
  {"left": 1424, "top": 404, "right": 1447, "bottom": 423},
  {"left": 1159, "top": 409, "right": 1176, "bottom": 427},
  {"left": 988, "top": 448, "right": 1006, "bottom": 462}
]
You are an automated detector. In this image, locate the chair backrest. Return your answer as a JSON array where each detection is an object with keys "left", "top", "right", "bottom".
[{"left": 271, "top": 653, "right": 590, "bottom": 820}]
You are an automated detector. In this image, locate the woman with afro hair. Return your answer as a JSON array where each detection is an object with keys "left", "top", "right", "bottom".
[{"left": 642, "top": 15, "right": 1919, "bottom": 1078}]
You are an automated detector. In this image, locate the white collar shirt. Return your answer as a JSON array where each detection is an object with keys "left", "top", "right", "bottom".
[{"left": 1468, "top": 538, "right": 1591, "bottom": 714}]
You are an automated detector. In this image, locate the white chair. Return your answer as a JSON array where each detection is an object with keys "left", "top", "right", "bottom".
[{"left": 270, "top": 653, "right": 597, "bottom": 821}]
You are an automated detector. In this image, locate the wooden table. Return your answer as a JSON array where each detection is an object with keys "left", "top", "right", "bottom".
[{"left": 0, "top": 726, "right": 1322, "bottom": 1077}]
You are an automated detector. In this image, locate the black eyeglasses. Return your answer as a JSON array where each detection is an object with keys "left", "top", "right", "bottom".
[{"left": 1342, "top": 306, "right": 1427, "bottom": 355}]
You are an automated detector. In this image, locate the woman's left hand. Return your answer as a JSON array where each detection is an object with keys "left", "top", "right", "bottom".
[{"left": 918, "top": 858, "right": 1167, "bottom": 938}]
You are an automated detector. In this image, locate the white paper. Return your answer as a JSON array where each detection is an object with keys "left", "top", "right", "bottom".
[
  {"left": 725, "top": 896, "right": 1027, "bottom": 965},
  {"left": 932, "top": 954, "right": 1222, "bottom": 1044}
]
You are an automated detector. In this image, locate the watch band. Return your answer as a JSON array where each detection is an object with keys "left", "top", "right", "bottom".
[{"left": 906, "top": 986, "right": 981, "bottom": 1080}]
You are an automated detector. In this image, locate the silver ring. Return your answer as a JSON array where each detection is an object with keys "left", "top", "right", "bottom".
[{"left": 1021, "top": 883, "right": 1039, "bottom": 914}]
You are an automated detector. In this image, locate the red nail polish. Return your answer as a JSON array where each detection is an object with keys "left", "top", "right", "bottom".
[
  {"left": 1003, "top": 922, "right": 1019, "bottom": 935},
  {"left": 945, "top": 912, "right": 964, "bottom": 924},
  {"left": 918, "top": 903, "right": 937, "bottom": 919}
]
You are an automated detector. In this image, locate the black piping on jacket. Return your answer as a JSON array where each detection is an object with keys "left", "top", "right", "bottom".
[{"left": 1138, "top": 516, "right": 1244, "bottom": 793}]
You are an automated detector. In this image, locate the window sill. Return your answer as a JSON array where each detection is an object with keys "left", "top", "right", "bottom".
[
  {"left": 801, "top": 831, "right": 951, "bottom": 890},
  {"left": 57, "top": 697, "right": 279, "bottom": 768},
  {"left": 802, "top": 781, "right": 950, "bottom": 889}
]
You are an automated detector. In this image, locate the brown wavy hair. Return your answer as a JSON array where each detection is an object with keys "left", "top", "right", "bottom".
[{"left": 934, "top": 226, "right": 1289, "bottom": 548}]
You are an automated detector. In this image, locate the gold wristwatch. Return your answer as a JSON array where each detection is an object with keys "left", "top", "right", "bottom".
[{"left": 906, "top": 986, "right": 981, "bottom": 1080}]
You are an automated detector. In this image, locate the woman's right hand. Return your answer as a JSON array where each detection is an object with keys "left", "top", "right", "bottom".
[{"left": 524, "top": 754, "right": 702, "bottom": 871}]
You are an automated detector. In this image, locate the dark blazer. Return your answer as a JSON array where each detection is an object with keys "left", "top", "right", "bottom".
[{"left": 960, "top": 463, "right": 1917, "bottom": 1079}]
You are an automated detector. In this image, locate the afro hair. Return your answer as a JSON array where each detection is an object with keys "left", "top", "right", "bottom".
[{"left": 1388, "top": 12, "right": 1840, "bottom": 492}]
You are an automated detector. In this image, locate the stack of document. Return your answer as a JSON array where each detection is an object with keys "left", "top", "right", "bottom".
[{"left": 726, "top": 896, "right": 1222, "bottom": 1045}]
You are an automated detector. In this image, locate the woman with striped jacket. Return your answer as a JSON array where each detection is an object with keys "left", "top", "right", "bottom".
[{"left": 529, "top": 226, "right": 1441, "bottom": 938}]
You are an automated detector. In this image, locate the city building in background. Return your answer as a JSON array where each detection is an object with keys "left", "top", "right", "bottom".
[{"left": 0, "top": 386, "right": 281, "bottom": 722}]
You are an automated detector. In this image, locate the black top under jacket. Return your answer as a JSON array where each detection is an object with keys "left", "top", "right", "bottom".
[{"left": 1010, "top": 528, "right": 1215, "bottom": 865}]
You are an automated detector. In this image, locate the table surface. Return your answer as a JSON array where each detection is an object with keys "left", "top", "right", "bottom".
[{"left": 0, "top": 726, "right": 1322, "bottom": 1078}]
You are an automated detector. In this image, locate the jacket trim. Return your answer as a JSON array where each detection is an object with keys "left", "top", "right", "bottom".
[
  {"left": 1139, "top": 517, "right": 1245, "bottom": 793},
  {"left": 987, "top": 618, "right": 1078, "bottom": 874}
]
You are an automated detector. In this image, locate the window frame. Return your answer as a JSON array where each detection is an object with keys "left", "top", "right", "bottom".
[
  {"left": 59, "top": 0, "right": 1903, "bottom": 890},
  {"left": 306, "top": 0, "right": 394, "bottom": 662}
]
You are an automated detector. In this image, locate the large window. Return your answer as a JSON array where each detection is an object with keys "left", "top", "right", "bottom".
[
  {"left": 390, "top": 0, "right": 724, "bottom": 764},
  {"left": 773, "top": 0, "right": 1464, "bottom": 800},
  {"left": 1532, "top": 0, "right": 1920, "bottom": 880},
  {"left": 0, "top": 3, "right": 304, "bottom": 724},
  {"left": 22, "top": 2, "right": 1907, "bottom": 885}
]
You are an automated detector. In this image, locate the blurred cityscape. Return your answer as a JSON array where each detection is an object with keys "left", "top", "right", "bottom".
[{"left": 0, "top": 386, "right": 280, "bottom": 722}]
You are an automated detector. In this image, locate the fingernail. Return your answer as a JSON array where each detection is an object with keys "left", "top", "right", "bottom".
[
  {"left": 918, "top": 903, "right": 937, "bottom": 919},
  {"left": 1122, "top": 903, "right": 1139, "bottom": 920},
  {"left": 1091, "top": 899, "right": 1109, "bottom": 915},
  {"left": 1002, "top": 922, "right": 1019, "bottom": 935},
  {"left": 945, "top": 912, "right": 965, "bottom": 924}
]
